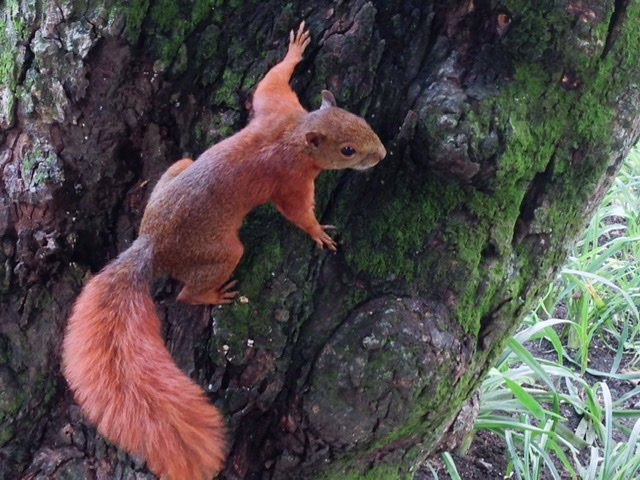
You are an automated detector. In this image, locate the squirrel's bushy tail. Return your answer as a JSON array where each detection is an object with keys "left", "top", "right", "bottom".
[{"left": 62, "top": 236, "right": 226, "bottom": 479}]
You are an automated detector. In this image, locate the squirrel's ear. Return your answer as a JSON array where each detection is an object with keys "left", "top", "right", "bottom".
[
  {"left": 305, "top": 131, "right": 326, "bottom": 148},
  {"left": 320, "top": 90, "right": 337, "bottom": 109}
]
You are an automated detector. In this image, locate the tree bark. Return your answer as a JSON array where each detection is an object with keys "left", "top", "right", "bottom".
[{"left": 1, "top": 1, "right": 639, "bottom": 479}]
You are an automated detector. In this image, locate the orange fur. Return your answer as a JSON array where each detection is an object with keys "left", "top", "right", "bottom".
[
  {"left": 62, "top": 237, "right": 226, "bottom": 479},
  {"left": 62, "top": 22, "right": 385, "bottom": 480}
]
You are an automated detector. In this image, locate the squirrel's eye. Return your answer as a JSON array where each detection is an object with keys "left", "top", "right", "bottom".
[{"left": 341, "top": 146, "right": 356, "bottom": 157}]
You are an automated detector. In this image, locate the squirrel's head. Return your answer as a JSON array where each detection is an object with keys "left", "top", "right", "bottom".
[{"left": 303, "top": 90, "right": 386, "bottom": 171}]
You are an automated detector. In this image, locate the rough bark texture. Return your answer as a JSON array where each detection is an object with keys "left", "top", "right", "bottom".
[{"left": 1, "top": 1, "right": 639, "bottom": 479}]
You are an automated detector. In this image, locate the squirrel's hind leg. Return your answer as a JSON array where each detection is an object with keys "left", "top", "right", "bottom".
[
  {"left": 156, "top": 158, "right": 193, "bottom": 188},
  {"left": 176, "top": 240, "right": 244, "bottom": 305},
  {"left": 148, "top": 158, "right": 194, "bottom": 204}
]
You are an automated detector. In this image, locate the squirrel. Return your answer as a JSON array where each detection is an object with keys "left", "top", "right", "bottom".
[{"left": 62, "top": 21, "right": 385, "bottom": 480}]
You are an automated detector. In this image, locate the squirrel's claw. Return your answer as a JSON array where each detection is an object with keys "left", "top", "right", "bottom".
[
  {"left": 288, "top": 21, "right": 311, "bottom": 56},
  {"left": 216, "top": 280, "right": 239, "bottom": 304},
  {"left": 212, "top": 280, "right": 239, "bottom": 304},
  {"left": 313, "top": 228, "right": 338, "bottom": 251}
]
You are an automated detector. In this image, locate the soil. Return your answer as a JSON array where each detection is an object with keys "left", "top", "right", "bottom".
[{"left": 423, "top": 430, "right": 510, "bottom": 480}]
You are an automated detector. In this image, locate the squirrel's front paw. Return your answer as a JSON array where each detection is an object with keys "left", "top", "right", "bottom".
[
  {"left": 312, "top": 225, "right": 337, "bottom": 251},
  {"left": 288, "top": 21, "right": 310, "bottom": 60}
]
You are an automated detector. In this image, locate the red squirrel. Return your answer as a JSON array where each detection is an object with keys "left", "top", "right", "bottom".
[{"left": 62, "top": 22, "right": 385, "bottom": 480}]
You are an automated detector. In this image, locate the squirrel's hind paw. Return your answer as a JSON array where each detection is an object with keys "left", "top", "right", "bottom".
[{"left": 178, "top": 280, "right": 239, "bottom": 305}]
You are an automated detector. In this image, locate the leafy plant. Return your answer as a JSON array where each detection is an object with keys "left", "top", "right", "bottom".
[{"left": 429, "top": 146, "right": 640, "bottom": 479}]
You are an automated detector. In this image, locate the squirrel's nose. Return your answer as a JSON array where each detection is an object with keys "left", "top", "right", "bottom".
[{"left": 377, "top": 144, "right": 387, "bottom": 161}]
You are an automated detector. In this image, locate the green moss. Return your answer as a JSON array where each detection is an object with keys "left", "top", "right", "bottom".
[
  {"left": 121, "top": 0, "right": 150, "bottom": 43},
  {"left": 0, "top": 18, "right": 18, "bottom": 123},
  {"left": 151, "top": 0, "right": 180, "bottom": 31},
  {"left": 0, "top": 387, "right": 26, "bottom": 424},
  {"left": 192, "top": 0, "right": 215, "bottom": 25},
  {"left": 211, "top": 3, "right": 225, "bottom": 23},
  {"left": 242, "top": 71, "right": 260, "bottom": 90},
  {"left": 452, "top": 0, "right": 640, "bottom": 377},
  {"left": 618, "top": 2, "right": 640, "bottom": 70},
  {"left": 157, "top": 0, "right": 220, "bottom": 66},
  {"left": 344, "top": 175, "right": 464, "bottom": 280},
  {"left": 214, "top": 69, "right": 244, "bottom": 108},
  {"left": 451, "top": 8, "right": 637, "bottom": 332},
  {"left": 209, "top": 206, "right": 287, "bottom": 351},
  {"left": 117, "top": 0, "right": 218, "bottom": 66},
  {"left": 21, "top": 147, "right": 64, "bottom": 192},
  {"left": 500, "top": 0, "right": 574, "bottom": 62},
  {"left": 12, "top": 17, "right": 27, "bottom": 42},
  {"left": 195, "top": 25, "right": 221, "bottom": 67},
  {"left": 236, "top": 235, "right": 283, "bottom": 301}
]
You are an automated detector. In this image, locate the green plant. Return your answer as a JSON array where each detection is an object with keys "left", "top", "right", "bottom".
[{"left": 433, "top": 145, "right": 640, "bottom": 480}]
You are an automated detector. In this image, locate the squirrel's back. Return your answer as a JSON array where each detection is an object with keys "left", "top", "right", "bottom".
[{"left": 139, "top": 111, "right": 307, "bottom": 258}]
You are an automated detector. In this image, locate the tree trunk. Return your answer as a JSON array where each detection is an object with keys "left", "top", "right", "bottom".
[{"left": 1, "top": 1, "right": 639, "bottom": 479}]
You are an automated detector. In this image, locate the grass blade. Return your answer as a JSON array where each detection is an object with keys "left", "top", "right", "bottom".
[{"left": 441, "top": 452, "right": 462, "bottom": 480}]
